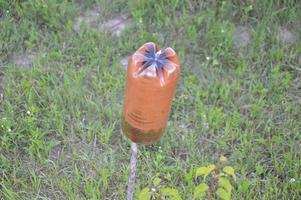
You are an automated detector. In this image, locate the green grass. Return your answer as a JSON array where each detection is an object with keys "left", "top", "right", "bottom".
[{"left": 0, "top": 0, "right": 301, "bottom": 199}]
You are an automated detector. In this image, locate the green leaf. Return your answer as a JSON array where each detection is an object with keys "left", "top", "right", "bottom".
[
  {"left": 196, "top": 164, "right": 215, "bottom": 178},
  {"left": 223, "top": 166, "right": 236, "bottom": 179},
  {"left": 219, "top": 156, "right": 227, "bottom": 162},
  {"left": 207, "top": 164, "right": 215, "bottom": 172},
  {"left": 255, "top": 165, "right": 264, "bottom": 175},
  {"left": 212, "top": 58, "right": 219, "bottom": 66},
  {"left": 196, "top": 167, "right": 207, "bottom": 177},
  {"left": 161, "top": 188, "right": 182, "bottom": 200},
  {"left": 216, "top": 188, "right": 231, "bottom": 200},
  {"left": 194, "top": 183, "right": 209, "bottom": 199},
  {"left": 153, "top": 177, "right": 161, "bottom": 187},
  {"left": 218, "top": 177, "right": 232, "bottom": 192},
  {"left": 238, "top": 180, "right": 251, "bottom": 193},
  {"left": 138, "top": 187, "right": 151, "bottom": 200}
]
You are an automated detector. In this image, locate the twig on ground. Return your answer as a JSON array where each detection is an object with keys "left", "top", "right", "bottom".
[{"left": 207, "top": 171, "right": 218, "bottom": 200}]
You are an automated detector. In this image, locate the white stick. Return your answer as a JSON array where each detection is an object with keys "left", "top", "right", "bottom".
[{"left": 127, "top": 142, "right": 138, "bottom": 200}]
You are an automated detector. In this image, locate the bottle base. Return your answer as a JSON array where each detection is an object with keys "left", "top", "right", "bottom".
[{"left": 121, "top": 117, "right": 165, "bottom": 145}]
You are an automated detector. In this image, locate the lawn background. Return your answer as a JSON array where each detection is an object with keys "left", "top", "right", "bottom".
[{"left": 0, "top": 0, "right": 300, "bottom": 199}]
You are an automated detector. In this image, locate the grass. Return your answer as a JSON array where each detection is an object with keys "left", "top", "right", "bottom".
[{"left": 0, "top": 0, "right": 301, "bottom": 199}]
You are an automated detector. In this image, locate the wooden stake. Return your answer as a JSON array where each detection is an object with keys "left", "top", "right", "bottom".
[{"left": 127, "top": 142, "right": 138, "bottom": 200}]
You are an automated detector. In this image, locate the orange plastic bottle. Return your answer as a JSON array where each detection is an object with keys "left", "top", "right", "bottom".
[{"left": 122, "top": 42, "right": 180, "bottom": 144}]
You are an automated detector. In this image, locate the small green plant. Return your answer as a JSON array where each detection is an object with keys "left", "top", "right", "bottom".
[
  {"left": 194, "top": 156, "right": 236, "bottom": 200},
  {"left": 137, "top": 156, "right": 236, "bottom": 200}
]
